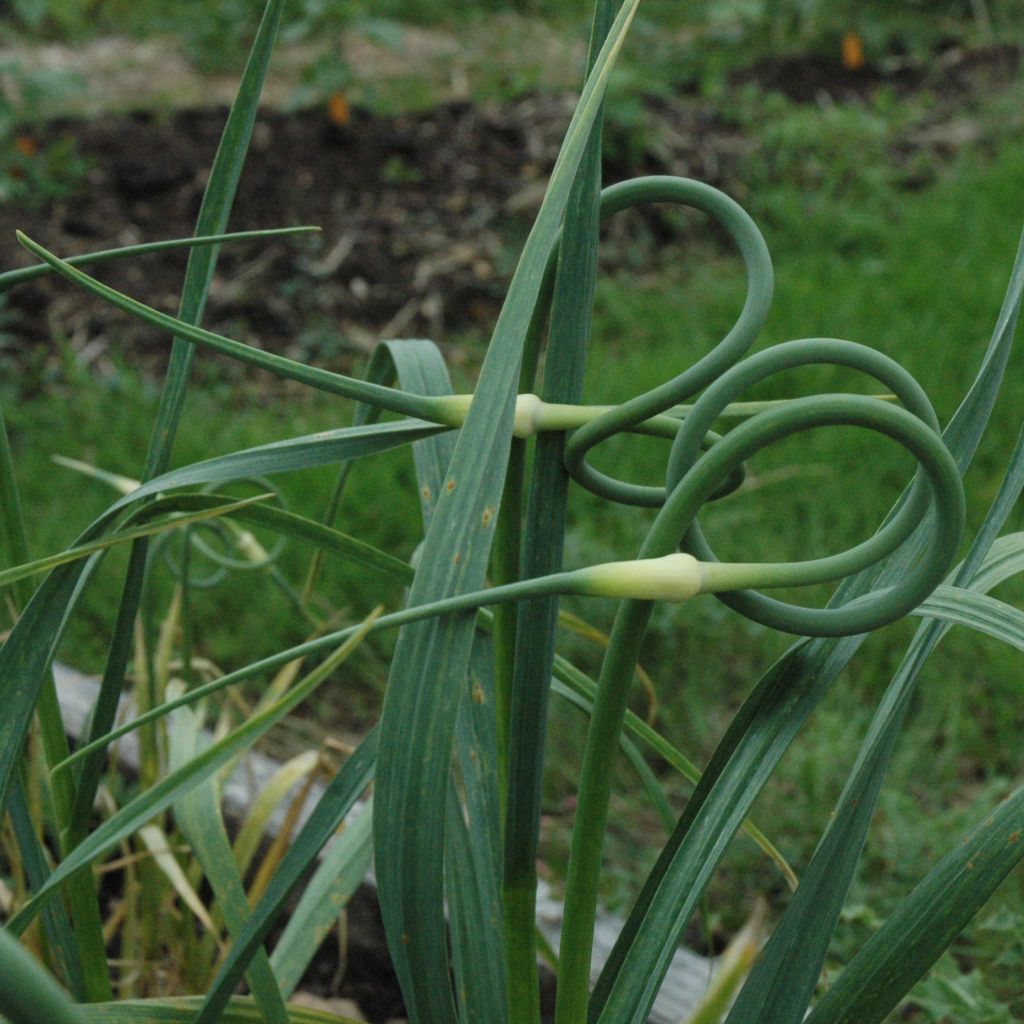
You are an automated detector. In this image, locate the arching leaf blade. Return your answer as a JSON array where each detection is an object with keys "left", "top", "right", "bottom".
[
  {"left": 75, "top": 995, "right": 361, "bottom": 1023},
  {"left": 0, "top": 227, "right": 318, "bottom": 293},
  {"left": 192, "top": 731, "right": 379, "bottom": 1024},
  {"left": 268, "top": 799, "right": 373, "bottom": 999},
  {"left": 168, "top": 700, "right": 289, "bottom": 1023}
]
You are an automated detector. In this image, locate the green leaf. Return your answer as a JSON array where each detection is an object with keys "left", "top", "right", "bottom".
[
  {"left": 501, "top": 4, "right": 615, "bottom": 1016},
  {"left": 967, "top": 530, "right": 1024, "bottom": 594},
  {"left": 15, "top": 233, "right": 441, "bottom": 422},
  {"left": 371, "top": 340, "right": 459, "bottom": 525},
  {"left": 591, "top": 638, "right": 831, "bottom": 1024},
  {"left": 168, "top": 696, "right": 289, "bottom": 1022},
  {"left": 372, "top": 5, "right": 641, "bottom": 1020},
  {"left": 0, "top": 227, "right": 318, "bottom": 293},
  {"left": 269, "top": 799, "right": 373, "bottom": 998},
  {"left": 305, "top": 338, "right": 455, "bottom": 597},
  {"left": 717, "top": 259, "right": 1024, "bottom": 1024},
  {"left": 0, "top": 399, "right": 30, "bottom": 610},
  {"left": 0, "top": 926, "right": 86, "bottom": 1024},
  {"left": 446, "top": 636, "right": 508, "bottom": 1024},
  {"left": 0, "top": 419, "right": 433, "bottom": 822},
  {"left": 54, "top": 3, "right": 292, "bottom": 994},
  {"left": 550, "top": 659, "right": 796, "bottom": 891},
  {"left": 6, "top": 778, "right": 84, "bottom": 998},
  {"left": 193, "top": 731, "right": 379, "bottom": 1024},
  {"left": 73, "top": 995, "right": 361, "bottom": 1023},
  {"left": 0, "top": 494, "right": 271, "bottom": 590},
  {"left": 915, "top": 585, "right": 1024, "bottom": 651}
]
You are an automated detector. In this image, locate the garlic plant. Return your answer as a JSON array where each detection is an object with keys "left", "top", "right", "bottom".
[{"left": 3, "top": 3, "right": 1024, "bottom": 1024}]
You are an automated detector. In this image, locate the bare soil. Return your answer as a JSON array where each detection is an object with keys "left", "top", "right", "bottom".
[{"left": 1, "top": 42, "right": 1018, "bottom": 385}]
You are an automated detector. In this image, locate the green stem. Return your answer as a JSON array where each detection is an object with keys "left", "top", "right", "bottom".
[
  {"left": 554, "top": 599, "right": 654, "bottom": 1024},
  {"left": 555, "top": 386, "right": 964, "bottom": 1022},
  {"left": 502, "top": 6, "right": 614, "bottom": 1018},
  {"left": 17, "top": 232, "right": 446, "bottom": 424},
  {"left": 0, "top": 227, "right": 318, "bottom": 293}
]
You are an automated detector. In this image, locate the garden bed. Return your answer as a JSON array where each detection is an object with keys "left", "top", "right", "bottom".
[{"left": 1, "top": 41, "right": 1018, "bottom": 380}]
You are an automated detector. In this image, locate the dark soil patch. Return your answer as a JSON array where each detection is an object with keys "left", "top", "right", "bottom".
[
  {"left": 291, "top": 883, "right": 408, "bottom": 1023},
  {"left": 9, "top": 93, "right": 736, "bottom": 380},
  {"left": 2, "top": 38, "right": 1015, "bottom": 385},
  {"left": 731, "top": 41, "right": 1019, "bottom": 104},
  {"left": 1, "top": 41, "right": 1018, "bottom": 385},
  {"left": 3, "top": 98, "right": 576, "bottom": 376}
]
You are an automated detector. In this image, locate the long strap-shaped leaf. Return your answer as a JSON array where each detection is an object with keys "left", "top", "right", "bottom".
[
  {"left": 592, "top": 231, "right": 1024, "bottom": 1024},
  {"left": 192, "top": 730, "right": 379, "bottom": 1024},
  {"left": 6, "top": 777, "right": 85, "bottom": 998},
  {"left": 0, "top": 494, "right": 274, "bottom": 590},
  {"left": 371, "top": 6, "right": 639, "bottom": 1021},
  {"left": 550, "top": 656, "right": 796, "bottom": 890},
  {"left": 304, "top": 338, "right": 456, "bottom": 596},
  {"left": 191, "top": 330, "right": 479, "bottom": 1024},
  {"left": 0, "top": 399, "right": 29, "bottom": 611},
  {"left": 268, "top": 798, "right": 373, "bottom": 998},
  {"left": 332, "top": 338, "right": 457, "bottom": 529},
  {"left": 502, "top": 6, "right": 614, "bottom": 1019},
  {"left": 0, "top": 227, "right": 317, "bottom": 292},
  {"left": 15, "top": 234, "right": 445, "bottom": 423},
  {"left": 168, "top": 700, "right": 289, "bottom": 1023},
  {"left": 6, "top": 2, "right": 290, "bottom": 996},
  {"left": 142, "top": 0, "right": 288, "bottom": 484},
  {"left": 364, "top": 340, "right": 510, "bottom": 1024},
  {"left": 0, "top": 925, "right": 86, "bottom": 1024},
  {"left": 74, "top": 995, "right": 361, "bottom": 1023},
  {"left": 745, "top": 431, "right": 1024, "bottom": 1024},
  {"left": 805, "top": 775, "right": 1024, "bottom": 1023},
  {"left": 446, "top": 635, "right": 508, "bottom": 1024},
  {"left": 915, "top": 581, "right": 1024, "bottom": 651},
  {"left": 591, "top": 635, "right": 850, "bottom": 1024}
]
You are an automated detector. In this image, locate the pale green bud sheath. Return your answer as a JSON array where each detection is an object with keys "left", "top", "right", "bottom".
[
  {"left": 49, "top": 549, "right": 720, "bottom": 787},
  {"left": 571, "top": 553, "right": 704, "bottom": 602}
]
